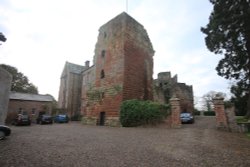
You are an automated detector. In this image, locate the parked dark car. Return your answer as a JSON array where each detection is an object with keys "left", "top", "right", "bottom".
[
  {"left": 54, "top": 114, "right": 69, "bottom": 123},
  {"left": 0, "top": 125, "right": 11, "bottom": 140},
  {"left": 12, "top": 114, "right": 31, "bottom": 126},
  {"left": 36, "top": 115, "right": 53, "bottom": 124},
  {"left": 180, "top": 112, "right": 194, "bottom": 124}
]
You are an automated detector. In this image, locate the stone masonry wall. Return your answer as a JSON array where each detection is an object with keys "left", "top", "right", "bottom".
[
  {"left": 84, "top": 12, "right": 154, "bottom": 126},
  {"left": 123, "top": 14, "right": 154, "bottom": 101},
  {"left": 213, "top": 96, "right": 228, "bottom": 130},
  {"left": 170, "top": 97, "right": 181, "bottom": 128},
  {"left": 81, "top": 66, "right": 95, "bottom": 116},
  {"left": 85, "top": 13, "right": 126, "bottom": 125},
  {"left": 6, "top": 100, "right": 52, "bottom": 124},
  {"left": 154, "top": 72, "right": 194, "bottom": 113},
  {"left": 0, "top": 68, "right": 12, "bottom": 124},
  {"left": 67, "top": 73, "right": 82, "bottom": 118}
]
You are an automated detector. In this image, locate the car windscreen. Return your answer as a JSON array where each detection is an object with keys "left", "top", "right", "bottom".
[
  {"left": 180, "top": 113, "right": 191, "bottom": 117},
  {"left": 43, "top": 115, "right": 51, "bottom": 118}
]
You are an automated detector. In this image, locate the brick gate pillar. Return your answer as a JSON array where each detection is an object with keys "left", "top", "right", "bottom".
[
  {"left": 213, "top": 95, "right": 229, "bottom": 131},
  {"left": 170, "top": 97, "right": 181, "bottom": 128}
]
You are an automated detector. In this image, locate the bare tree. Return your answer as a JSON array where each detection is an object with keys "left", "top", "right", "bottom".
[
  {"left": 202, "top": 91, "right": 226, "bottom": 111},
  {"left": 0, "top": 32, "right": 7, "bottom": 43}
]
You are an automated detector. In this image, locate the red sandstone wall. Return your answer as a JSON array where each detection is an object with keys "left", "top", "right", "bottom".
[
  {"left": 67, "top": 73, "right": 82, "bottom": 117},
  {"left": 86, "top": 14, "right": 125, "bottom": 120},
  {"left": 123, "top": 41, "right": 153, "bottom": 100},
  {"left": 85, "top": 13, "right": 154, "bottom": 125}
]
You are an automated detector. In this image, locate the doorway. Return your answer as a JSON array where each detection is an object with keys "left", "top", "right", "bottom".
[{"left": 99, "top": 112, "right": 105, "bottom": 126}]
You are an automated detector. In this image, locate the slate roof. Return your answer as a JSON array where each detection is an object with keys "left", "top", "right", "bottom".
[
  {"left": 9, "top": 92, "right": 54, "bottom": 102},
  {"left": 66, "top": 61, "right": 85, "bottom": 74}
]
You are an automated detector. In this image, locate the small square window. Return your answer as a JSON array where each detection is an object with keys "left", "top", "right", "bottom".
[
  {"left": 101, "top": 50, "right": 105, "bottom": 58},
  {"left": 101, "top": 70, "right": 105, "bottom": 79}
]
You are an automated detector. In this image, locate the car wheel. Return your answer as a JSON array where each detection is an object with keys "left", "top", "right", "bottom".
[{"left": 0, "top": 131, "right": 5, "bottom": 140}]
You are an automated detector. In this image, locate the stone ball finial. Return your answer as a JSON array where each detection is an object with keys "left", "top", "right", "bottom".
[{"left": 213, "top": 93, "right": 224, "bottom": 100}]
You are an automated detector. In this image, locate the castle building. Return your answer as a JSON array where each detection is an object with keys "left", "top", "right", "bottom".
[
  {"left": 58, "top": 61, "right": 87, "bottom": 118},
  {"left": 58, "top": 12, "right": 193, "bottom": 126},
  {"left": 154, "top": 72, "right": 194, "bottom": 113},
  {"left": 6, "top": 92, "right": 54, "bottom": 124}
]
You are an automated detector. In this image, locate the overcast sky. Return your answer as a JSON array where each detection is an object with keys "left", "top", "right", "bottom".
[{"left": 0, "top": 0, "right": 231, "bottom": 105}]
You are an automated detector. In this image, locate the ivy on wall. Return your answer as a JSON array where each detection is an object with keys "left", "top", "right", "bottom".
[{"left": 86, "top": 84, "right": 122, "bottom": 102}]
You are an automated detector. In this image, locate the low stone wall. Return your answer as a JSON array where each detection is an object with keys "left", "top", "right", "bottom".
[
  {"left": 105, "top": 117, "right": 121, "bottom": 127},
  {"left": 213, "top": 96, "right": 249, "bottom": 133},
  {"left": 82, "top": 116, "right": 121, "bottom": 127},
  {"left": 236, "top": 123, "right": 250, "bottom": 133},
  {"left": 225, "top": 107, "right": 239, "bottom": 132},
  {"left": 82, "top": 116, "right": 98, "bottom": 125}
]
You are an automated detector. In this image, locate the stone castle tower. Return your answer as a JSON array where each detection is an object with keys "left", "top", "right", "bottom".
[
  {"left": 83, "top": 12, "right": 154, "bottom": 126},
  {"left": 154, "top": 72, "right": 194, "bottom": 113},
  {"left": 58, "top": 12, "right": 194, "bottom": 126}
]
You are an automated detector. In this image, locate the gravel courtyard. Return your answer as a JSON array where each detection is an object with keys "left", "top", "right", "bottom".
[{"left": 0, "top": 116, "right": 250, "bottom": 167}]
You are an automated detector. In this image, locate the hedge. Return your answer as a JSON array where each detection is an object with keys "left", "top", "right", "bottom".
[
  {"left": 203, "top": 111, "right": 216, "bottom": 116},
  {"left": 120, "top": 99, "right": 170, "bottom": 127},
  {"left": 71, "top": 114, "right": 82, "bottom": 121},
  {"left": 194, "top": 111, "right": 201, "bottom": 116}
]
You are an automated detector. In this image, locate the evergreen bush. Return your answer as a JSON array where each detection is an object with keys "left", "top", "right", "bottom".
[
  {"left": 194, "top": 110, "right": 201, "bottom": 116},
  {"left": 71, "top": 114, "right": 82, "bottom": 121},
  {"left": 120, "top": 99, "right": 170, "bottom": 127},
  {"left": 203, "top": 111, "right": 216, "bottom": 116}
]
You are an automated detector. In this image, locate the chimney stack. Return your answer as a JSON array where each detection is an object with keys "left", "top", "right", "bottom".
[{"left": 85, "top": 61, "right": 90, "bottom": 68}]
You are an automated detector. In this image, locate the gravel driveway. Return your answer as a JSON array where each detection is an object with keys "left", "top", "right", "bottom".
[{"left": 0, "top": 116, "right": 250, "bottom": 167}]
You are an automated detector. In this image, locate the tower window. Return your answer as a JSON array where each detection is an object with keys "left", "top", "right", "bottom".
[
  {"left": 101, "top": 50, "right": 106, "bottom": 58},
  {"left": 101, "top": 69, "right": 105, "bottom": 79},
  {"left": 104, "top": 32, "right": 107, "bottom": 38}
]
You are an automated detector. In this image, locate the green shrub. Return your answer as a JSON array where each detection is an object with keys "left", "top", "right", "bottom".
[
  {"left": 236, "top": 116, "right": 249, "bottom": 123},
  {"left": 71, "top": 114, "right": 82, "bottom": 121},
  {"left": 203, "top": 111, "right": 216, "bottom": 116},
  {"left": 194, "top": 111, "right": 201, "bottom": 116},
  {"left": 247, "top": 133, "right": 250, "bottom": 139},
  {"left": 120, "top": 99, "right": 170, "bottom": 127}
]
